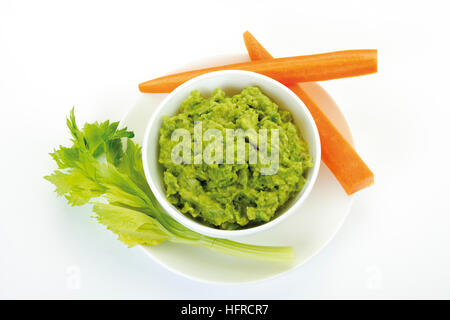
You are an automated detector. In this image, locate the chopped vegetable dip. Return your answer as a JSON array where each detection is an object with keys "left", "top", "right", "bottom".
[{"left": 159, "top": 86, "right": 313, "bottom": 230}]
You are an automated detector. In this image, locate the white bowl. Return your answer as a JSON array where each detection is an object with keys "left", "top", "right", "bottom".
[{"left": 142, "top": 70, "right": 321, "bottom": 239}]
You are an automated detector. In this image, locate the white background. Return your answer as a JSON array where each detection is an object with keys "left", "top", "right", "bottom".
[{"left": 1, "top": 0, "right": 449, "bottom": 299}]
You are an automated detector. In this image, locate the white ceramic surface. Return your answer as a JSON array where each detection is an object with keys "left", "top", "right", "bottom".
[
  {"left": 120, "top": 78, "right": 354, "bottom": 284},
  {"left": 142, "top": 70, "right": 321, "bottom": 239}
]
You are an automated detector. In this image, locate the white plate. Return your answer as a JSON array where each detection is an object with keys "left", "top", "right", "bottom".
[{"left": 120, "top": 56, "right": 354, "bottom": 284}]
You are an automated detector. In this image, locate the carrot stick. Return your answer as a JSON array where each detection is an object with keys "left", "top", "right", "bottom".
[
  {"left": 139, "top": 49, "right": 377, "bottom": 93},
  {"left": 243, "top": 31, "right": 374, "bottom": 195}
]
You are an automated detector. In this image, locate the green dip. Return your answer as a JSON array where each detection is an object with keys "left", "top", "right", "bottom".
[{"left": 159, "top": 86, "right": 313, "bottom": 230}]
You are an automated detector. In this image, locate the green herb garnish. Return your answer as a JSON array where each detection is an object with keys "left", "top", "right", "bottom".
[{"left": 45, "top": 109, "right": 294, "bottom": 263}]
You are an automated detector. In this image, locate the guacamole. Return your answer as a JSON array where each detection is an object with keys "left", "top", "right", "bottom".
[{"left": 159, "top": 86, "right": 313, "bottom": 230}]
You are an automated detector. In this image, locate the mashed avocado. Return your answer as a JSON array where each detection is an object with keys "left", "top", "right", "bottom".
[{"left": 159, "top": 87, "right": 313, "bottom": 230}]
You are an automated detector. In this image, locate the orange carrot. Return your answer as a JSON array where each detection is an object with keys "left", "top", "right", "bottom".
[
  {"left": 243, "top": 31, "right": 374, "bottom": 195},
  {"left": 139, "top": 49, "right": 377, "bottom": 93}
]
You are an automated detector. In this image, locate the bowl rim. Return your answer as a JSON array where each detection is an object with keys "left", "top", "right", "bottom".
[{"left": 142, "top": 70, "right": 321, "bottom": 238}]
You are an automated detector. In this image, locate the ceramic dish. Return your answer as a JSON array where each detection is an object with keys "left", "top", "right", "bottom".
[
  {"left": 142, "top": 70, "right": 321, "bottom": 238},
  {"left": 119, "top": 55, "right": 354, "bottom": 283}
]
